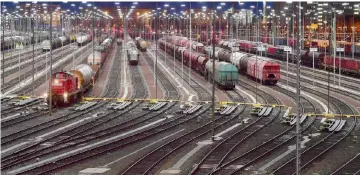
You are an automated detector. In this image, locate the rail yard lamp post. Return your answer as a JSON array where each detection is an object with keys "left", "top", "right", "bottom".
[{"left": 295, "top": 2, "right": 302, "bottom": 175}]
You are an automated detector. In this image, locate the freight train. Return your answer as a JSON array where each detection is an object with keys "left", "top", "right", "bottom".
[
  {"left": 135, "top": 37, "right": 147, "bottom": 52},
  {"left": 41, "top": 35, "right": 76, "bottom": 52},
  {"left": 159, "top": 38, "right": 238, "bottom": 90},
  {"left": 1, "top": 31, "right": 61, "bottom": 51},
  {"left": 206, "top": 47, "right": 280, "bottom": 85},
  {"left": 163, "top": 36, "right": 280, "bottom": 85},
  {"left": 49, "top": 34, "right": 114, "bottom": 106},
  {"left": 217, "top": 39, "right": 360, "bottom": 76}
]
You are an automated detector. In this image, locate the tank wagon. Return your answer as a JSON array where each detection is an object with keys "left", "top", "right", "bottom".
[{"left": 135, "top": 37, "right": 147, "bottom": 52}]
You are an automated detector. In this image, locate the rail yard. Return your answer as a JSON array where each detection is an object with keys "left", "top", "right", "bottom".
[{"left": 1, "top": 1, "right": 360, "bottom": 175}]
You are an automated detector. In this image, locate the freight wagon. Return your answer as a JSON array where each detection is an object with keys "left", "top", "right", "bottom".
[{"left": 205, "top": 60, "right": 239, "bottom": 89}]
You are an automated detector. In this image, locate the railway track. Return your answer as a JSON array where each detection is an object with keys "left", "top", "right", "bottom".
[
  {"left": 0, "top": 43, "right": 115, "bottom": 146},
  {"left": 189, "top": 79, "right": 282, "bottom": 175},
  {"left": 13, "top": 43, "right": 92, "bottom": 95},
  {"left": 2, "top": 44, "right": 73, "bottom": 77},
  {"left": 2, "top": 47, "right": 76, "bottom": 91},
  {"left": 156, "top": 49, "right": 213, "bottom": 101},
  {"left": 1, "top": 111, "right": 48, "bottom": 129},
  {"left": 208, "top": 85, "right": 318, "bottom": 174},
  {"left": 4, "top": 45, "right": 183, "bottom": 174},
  {"left": 1, "top": 50, "right": 43, "bottom": 70},
  {"left": 278, "top": 60, "right": 360, "bottom": 82},
  {"left": 280, "top": 79, "right": 357, "bottom": 115},
  {"left": 119, "top": 48, "right": 243, "bottom": 174},
  {"left": 271, "top": 80, "right": 357, "bottom": 174},
  {"left": 1, "top": 44, "right": 42, "bottom": 63},
  {"left": 331, "top": 153, "right": 360, "bottom": 175},
  {"left": 1, "top": 43, "right": 120, "bottom": 151},
  {"left": 1, "top": 99, "right": 42, "bottom": 116},
  {"left": 281, "top": 71, "right": 360, "bottom": 101},
  {"left": 272, "top": 117, "right": 357, "bottom": 175},
  {"left": 225, "top": 89, "right": 245, "bottom": 102},
  {"left": 120, "top": 104, "right": 245, "bottom": 175}
]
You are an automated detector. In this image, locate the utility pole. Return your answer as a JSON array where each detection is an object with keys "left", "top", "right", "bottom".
[
  {"left": 32, "top": 9, "right": 35, "bottom": 96},
  {"left": 189, "top": 3, "right": 192, "bottom": 85},
  {"left": 211, "top": 6, "right": 215, "bottom": 142},
  {"left": 295, "top": 2, "right": 301, "bottom": 175},
  {"left": 92, "top": 4, "right": 95, "bottom": 66},
  {"left": 155, "top": 3, "right": 158, "bottom": 99},
  {"left": 2, "top": 6, "right": 5, "bottom": 88},
  {"left": 49, "top": 4, "right": 53, "bottom": 115}
]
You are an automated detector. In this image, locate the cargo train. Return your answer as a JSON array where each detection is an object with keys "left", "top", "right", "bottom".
[
  {"left": 135, "top": 37, "right": 147, "bottom": 52},
  {"left": 1, "top": 31, "right": 61, "bottom": 51},
  {"left": 162, "top": 36, "right": 280, "bottom": 85},
  {"left": 159, "top": 39, "right": 238, "bottom": 90},
  {"left": 218, "top": 39, "right": 360, "bottom": 76},
  {"left": 206, "top": 47, "right": 281, "bottom": 85},
  {"left": 41, "top": 35, "right": 76, "bottom": 52},
  {"left": 49, "top": 34, "right": 115, "bottom": 105}
]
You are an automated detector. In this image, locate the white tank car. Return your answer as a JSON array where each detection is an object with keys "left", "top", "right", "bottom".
[
  {"left": 87, "top": 51, "right": 102, "bottom": 65},
  {"left": 76, "top": 34, "right": 89, "bottom": 45},
  {"left": 128, "top": 49, "right": 139, "bottom": 65},
  {"left": 70, "top": 64, "right": 93, "bottom": 89},
  {"left": 59, "top": 36, "right": 67, "bottom": 45},
  {"left": 42, "top": 40, "right": 51, "bottom": 51}
]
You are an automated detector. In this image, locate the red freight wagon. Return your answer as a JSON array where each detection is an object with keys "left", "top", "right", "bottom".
[
  {"left": 340, "top": 58, "right": 360, "bottom": 74},
  {"left": 267, "top": 46, "right": 278, "bottom": 56},
  {"left": 246, "top": 56, "right": 280, "bottom": 85},
  {"left": 196, "top": 56, "right": 208, "bottom": 75}
]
